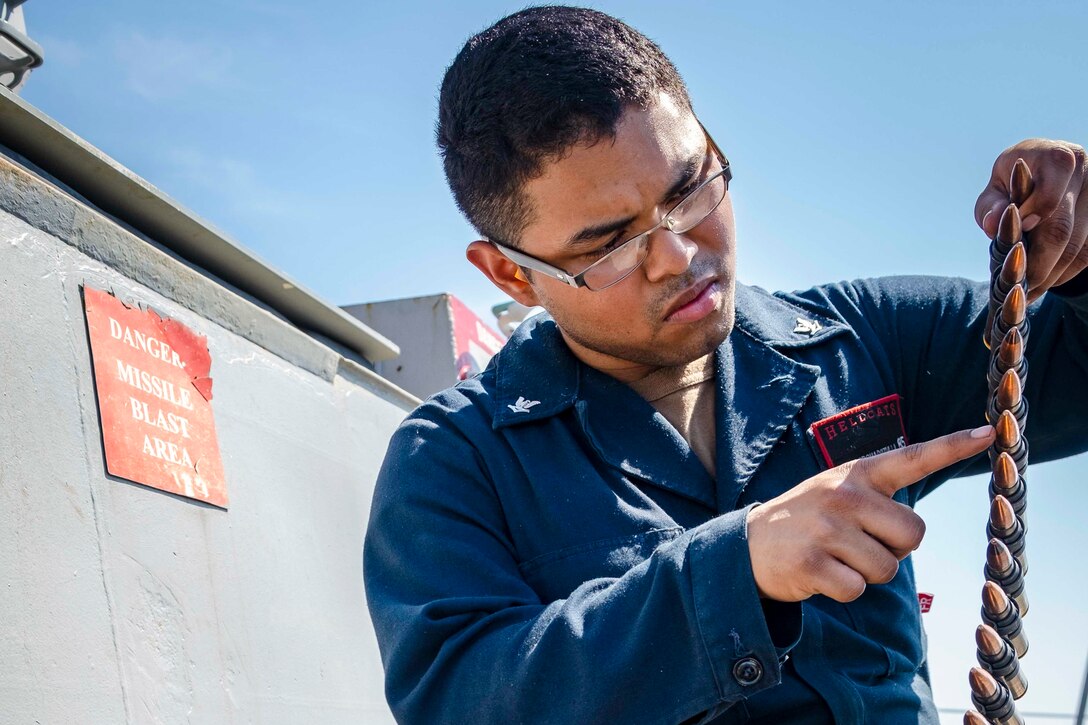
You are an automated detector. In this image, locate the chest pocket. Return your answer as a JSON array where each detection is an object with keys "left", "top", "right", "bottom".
[{"left": 517, "top": 527, "right": 685, "bottom": 603}]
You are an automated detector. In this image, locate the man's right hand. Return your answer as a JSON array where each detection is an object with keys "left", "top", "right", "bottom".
[{"left": 746, "top": 425, "right": 995, "bottom": 603}]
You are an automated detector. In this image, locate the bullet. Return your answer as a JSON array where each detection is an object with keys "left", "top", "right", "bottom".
[
  {"left": 990, "top": 285, "right": 1030, "bottom": 352},
  {"left": 963, "top": 712, "right": 989, "bottom": 725},
  {"left": 996, "top": 369, "right": 1023, "bottom": 412},
  {"left": 986, "top": 538, "right": 1015, "bottom": 574},
  {"left": 999, "top": 243, "right": 1028, "bottom": 291},
  {"left": 977, "top": 623, "right": 1029, "bottom": 699},
  {"left": 990, "top": 205, "right": 1023, "bottom": 276},
  {"left": 991, "top": 496, "right": 1016, "bottom": 530},
  {"left": 988, "top": 495, "right": 1027, "bottom": 573},
  {"left": 1009, "top": 158, "right": 1033, "bottom": 206},
  {"left": 969, "top": 665, "right": 998, "bottom": 698},
  {"left": 969, "top": 666, "right": 1025, "bottom": 724},
  {"left": 998, "top": 327, "right": 1024, "bottom": 369},
  {"left": 990, "top": 410, "right": 1029, "bottom": 477},
  {"left": 990, "top": 452, "right": 1027, "bottom": 519},
  {"left": 992, "top": 409, "right": 1028, "bottom": 461},
  {"left": 987, "top": 249, "right": 1028, "bottom": 340},
  {"left": 982, "top": 581, "right": 1028, "bottom": 657},
  {"left": 988, "top": 328, "right": 1028, "bottom": 390},
  {"left": 992, "top": 203, "right": 1023, "bottom": 261},
  {"left": 995, "top": 410, "right": 1021, "bottom": 450},
  {"left": 988, "top": 370, "right": 1028, "bottom": 433},
  {"left": 985, "top": 538, "right": 1028, "bottom": 615},
  {"left": 1001, "top": 285, "right": 1027, "bottom": 328}
]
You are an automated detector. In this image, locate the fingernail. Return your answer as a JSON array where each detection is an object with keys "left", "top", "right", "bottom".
[
  {"left": 972, "top": 425, "right": 995, "bottom": 439},
  {"left": 1023, "top": 214, "right": 1040, "bottom": 231},
  {"left": 982, "top": 209, "right": 994, "bottom": 229}
]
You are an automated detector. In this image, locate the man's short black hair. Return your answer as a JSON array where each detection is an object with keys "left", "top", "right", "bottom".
[{"left": 437, "top": 6, "right": 693, "bottom": 246}]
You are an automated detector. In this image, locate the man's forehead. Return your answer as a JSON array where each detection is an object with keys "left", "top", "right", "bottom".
[
  {"left": 643, "top": 92, "right": 697, "bottom": 142},
  {"left": 595, "top": 93, "right": 702, "bottom": 167},
  {"left": 519, "top": 94, "right": 704, "bottom": 247}
]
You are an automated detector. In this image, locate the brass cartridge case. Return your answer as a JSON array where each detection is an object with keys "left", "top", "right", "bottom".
[
  {"left": 985, "top": 538, "right": 1028, "bottom": 614},
  {"left": 981, "top": 581, "right": 1028, "bottom": 658},
  {"left": 988, "top": 495, "right": 1027, "bottom": 573},
  {"left": 969, "top": 666, "right": 1024, "bottom": 725},
  {"left": 976, "top": 624, "right": 1028, "bottom": 699}
]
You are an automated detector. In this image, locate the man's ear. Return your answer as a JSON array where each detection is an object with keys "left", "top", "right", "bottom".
[{"left": 466, "top": 240, "right": 541, "bottom": 308}]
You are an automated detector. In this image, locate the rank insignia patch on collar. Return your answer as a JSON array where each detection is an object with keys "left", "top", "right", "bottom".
[
  {"left": 793, "top": 317, "right": 822, "bottom": 336},
  {"left": 507, "top": 396, "right": 541, "bottom": 414},
  {"left": 809, "top": 394, "right": 908, "bottom": 468}
]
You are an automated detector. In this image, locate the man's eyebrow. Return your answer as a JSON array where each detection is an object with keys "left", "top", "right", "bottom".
[
  {"left": 565, "top": 215, "right": 638, "bottom": 248},
  {"left": 563, "top": 153, "right": 704, "bottom": 249}
]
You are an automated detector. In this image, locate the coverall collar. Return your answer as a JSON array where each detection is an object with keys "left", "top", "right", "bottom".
[{"left": 491, "top": 284, "right": 849, "bottom": 510}]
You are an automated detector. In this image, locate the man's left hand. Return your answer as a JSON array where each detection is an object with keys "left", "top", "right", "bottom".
[{"left": 975, "top": 139, "right": 1087, "bottom": 300}]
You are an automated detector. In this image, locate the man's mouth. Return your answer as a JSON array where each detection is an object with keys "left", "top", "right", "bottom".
[{"left": 664, "top": 277, "right": 722, "bottom": 323}]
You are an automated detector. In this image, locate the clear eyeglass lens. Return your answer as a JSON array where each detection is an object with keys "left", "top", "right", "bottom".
[
  {"left": 582, "top": 169, "right": 728, "bottom": 290},
  {"left": 669, "top": 173, "right": 727, "bottom": 234},
  {"left": 583, "top": 234, "right": 650, "bottom": 290}
]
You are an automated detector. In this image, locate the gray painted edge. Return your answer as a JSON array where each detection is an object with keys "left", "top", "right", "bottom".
[
  {"left": 0, "top": 153, "right": 419, "bottom": 411},
  {"left": 0, "top": 86, "right": 400, "bottom": 363},
  {"left": 338, "top": 357, "right": 421, "bottom": 411}
]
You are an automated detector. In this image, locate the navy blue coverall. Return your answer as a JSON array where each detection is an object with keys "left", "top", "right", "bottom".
[{"left": 364, "top": 276, "right": 1088, "bottom": 723}]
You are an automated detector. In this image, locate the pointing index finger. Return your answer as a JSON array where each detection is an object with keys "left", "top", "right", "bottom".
[{"left": 852, "top": 426, "right": 995, "bottom": 497}]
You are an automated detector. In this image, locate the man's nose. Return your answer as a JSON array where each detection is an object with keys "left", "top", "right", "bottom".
[{"left": 642, "top": 227, "right": 697, "bottom": 282}]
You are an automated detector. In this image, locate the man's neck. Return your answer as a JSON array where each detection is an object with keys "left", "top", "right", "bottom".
[{"left": 558, "top": 328, "right": 660, "bottom": 383}]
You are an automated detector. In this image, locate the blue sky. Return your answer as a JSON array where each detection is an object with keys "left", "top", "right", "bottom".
[{"left": 21, "top": 1, "right": 1088, "bottom": 719}]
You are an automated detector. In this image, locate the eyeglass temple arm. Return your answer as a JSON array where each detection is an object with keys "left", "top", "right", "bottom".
[
  {"left": 490, "top": 242, "right": 582, "bottom": 287},
  {"left": 698, "top": 120, "right": 730, "bottom": 169}
]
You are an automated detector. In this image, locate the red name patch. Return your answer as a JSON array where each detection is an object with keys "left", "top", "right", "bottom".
[{"left": 810, "top": 394, "right": 908, "bottom": 469}]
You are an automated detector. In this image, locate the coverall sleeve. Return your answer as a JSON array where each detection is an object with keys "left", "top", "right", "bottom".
[
  {"left": 812, "top": 275, "right": 1088, "bottom": 499},
  {"left": 363, "top": 408, "right": 801, "bottom": 725}
]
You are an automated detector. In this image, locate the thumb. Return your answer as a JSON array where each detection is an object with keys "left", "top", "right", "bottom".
[{"left": 975, "top": 186, "right": 1009, "bottom": 239}]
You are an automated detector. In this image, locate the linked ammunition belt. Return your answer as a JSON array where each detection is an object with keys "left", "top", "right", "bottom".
[{"left": 965, "top": 159, "right": 1033, "bottom": 725}]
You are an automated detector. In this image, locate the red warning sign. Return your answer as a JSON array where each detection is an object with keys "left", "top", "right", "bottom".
[{"left": 83, "top": 286, "right": 228, "bottom": 507}]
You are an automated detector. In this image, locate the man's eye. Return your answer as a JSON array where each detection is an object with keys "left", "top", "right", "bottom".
[
  {"left": 673, "top": 180, "right": 700, "bottom": 203},
  {"left": 586, "top": 234, "right": 625, "bottom": 259}
]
